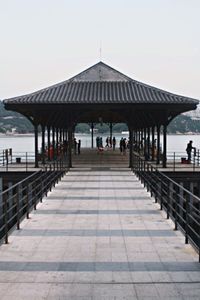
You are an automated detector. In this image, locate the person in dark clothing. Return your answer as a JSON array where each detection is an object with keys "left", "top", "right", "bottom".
[
  {"left": 186, "top": 140, "right": 195, "bottom": 163},
  {"left": 106, "top": 137, "right": 109, "bottom": 147},
  {"left": 119, "top": 138, "right": 123, "bottom": 154},
  {"left": 112, "top": 137, "right": 116, "bottom": 151},
  {"left": 122, "top": 138, "right": 127, "bottom": 155},
  {"left": 74, "top": 138, "right": 77, "bottom": 155},
  {"left": 78, "top": 140, "right": 81, "bottom": 155}
]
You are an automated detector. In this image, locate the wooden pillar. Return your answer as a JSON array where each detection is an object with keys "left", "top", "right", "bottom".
[
  {"left": 156, "top": 125, "right": 161, "bottom": 165},
  {"left": 0, "top": 178, "right": 2, "bottom": 205},
  {"left": 129, "top": 127, "right": 133, "bottom": 168},
  {"left": 91, "top": 123, "right": 94, "bottom": 148},
  {"left": 144, "top": 128, "right": 147, "bottom": 158},
  {"left": 138, "top": 129, "right": 141, "bottom": 153},
  {"left": 52, "top": 127, "right": 55, "bottom": 160},
  {"left": 47, "top": 126, "right": 51, "bottom": 161},
  {"left": 60, "top": 128, "right": 62, "bottom": 142},
  {"left": 163, "top": 124, "right": 167, "bottom": 168},
  {"left": 34, "top": 124, "right": 39, "bottom": 168},
  {"left": 151, "top": 126, "right": 155, "bottom": 161},
  {"left": 147, "top": 127, "right": 150, "bottom": 160},
  {"left": 110, "top": 123, "right": 113, "bottom": 141},
  {"left": 41, "top": 125, "right": 45, "bottom": 165},
  {"left": 68, "top": 128, "right": 72, "bottom": 168},
  {"left": 56, "top": 128, "right": 59, "bottom": 158}
]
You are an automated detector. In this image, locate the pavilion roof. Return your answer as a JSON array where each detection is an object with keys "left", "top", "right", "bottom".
[{"left": 4, "top": 62, "right": 198, "bottom": 106}]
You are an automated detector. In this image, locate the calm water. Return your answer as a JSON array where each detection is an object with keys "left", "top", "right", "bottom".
[{"left": 0, "top": 133, "right": 200, "bottom": 154}]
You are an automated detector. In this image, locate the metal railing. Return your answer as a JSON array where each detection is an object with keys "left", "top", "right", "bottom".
[
  {"left": 167, "top": 150, "right": 200, "bottom": 171},
  {"left": 0, "top": 150, "right": 69, "bottom": 172},
  {"left": 133, "top": 152, "right": 200, "bottom": 262},
  {"left": 0, "top": 158, "right": 68, "bottom": 244},
  {"left": 0, "top": 148, "right": 13, "bottom": 167}
]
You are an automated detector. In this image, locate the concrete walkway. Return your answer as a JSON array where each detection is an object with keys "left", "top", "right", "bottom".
[{"left": 0, "top": 150, "right": 200, "bottom": 299}]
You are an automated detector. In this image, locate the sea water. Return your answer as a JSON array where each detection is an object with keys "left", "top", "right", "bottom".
[{"left": 0, "top": 133, "right": 200, "bottom": 154}]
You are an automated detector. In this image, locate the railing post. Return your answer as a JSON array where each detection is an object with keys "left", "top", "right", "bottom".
[
  {"left": 33, "top": 182, "right": 37, "bottom": 210},
  {"left": 185, "top": 193, "right": 189, "bottom": 244},
  {"left": 40, "top": 175, "right": 43, "bottom": 202},
  {"left": 166, "top": 181, "right": 170, "bottom": 219},
  {"left": 26, "top": 183, "right": 31, "bottom": 219},
  {"left": 17, "top": 183, "right": 22, "bottom": 230},
  {"left": 173, "top": 152, "right": 175, "bottom": 172},
  {"left": 174, "top": 184, "right": 178, "bottom": 231},
  {"left": 193, "top": 155, "right": 195, "bottom": 172},
  {"left": 3, "top": 150, "right": 5, "bottom": 166},
  {"left": 160, "top": 179, "right": 163, "bottom": 210},
  {"left": 26, "top": 152, "right": 28, "bottom": 172},
  {"left": 3, "top": 193, "right": 8, "bottom": 244}
]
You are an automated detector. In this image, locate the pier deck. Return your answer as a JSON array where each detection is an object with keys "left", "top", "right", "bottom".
[{"left": 0, "top": 149, "right": 200, "bottom": 299}]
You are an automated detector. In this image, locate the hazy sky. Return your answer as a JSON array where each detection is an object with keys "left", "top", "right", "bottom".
[{"left": 0, "top": 0, "right": 200, "bottom": 100}]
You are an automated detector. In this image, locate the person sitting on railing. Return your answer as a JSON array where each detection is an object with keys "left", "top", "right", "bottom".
[{"left": 186, "top": 140, "right": 195, "bottom": 163}]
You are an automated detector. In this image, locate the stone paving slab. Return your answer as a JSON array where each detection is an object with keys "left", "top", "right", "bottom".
[{"left": 0, "top": 151, "right": 200, "bottom": 299}]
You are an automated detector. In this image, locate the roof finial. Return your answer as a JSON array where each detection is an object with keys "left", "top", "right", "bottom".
[{"left": 99, "top": 41, "right": 102, "bottom": 61}]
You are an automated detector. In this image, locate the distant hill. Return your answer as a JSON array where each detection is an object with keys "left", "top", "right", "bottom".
[
  {"left": 1, "top": 100, "right": 200, "bottom": 134},
  {"left": 0, "top": 101, "right": 33, "bottom": 133}
]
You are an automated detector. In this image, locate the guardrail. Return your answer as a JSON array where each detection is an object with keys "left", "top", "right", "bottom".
[
  {"left": 0, "top": 158, "right": 68, "bottom": 244},
  {"left": 0, "top": 148, "right": 13, "bottom": 167},
  {"left": 0, "top": 151, "right": 69, "bottom": 172},
  {"left": 133, "top": 152, "right": 200, "bottom": 262},
  {"left": 167, "top": 150, "right": 200, "bottom": 171}
]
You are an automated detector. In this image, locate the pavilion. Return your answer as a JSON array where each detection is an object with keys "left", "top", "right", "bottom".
[{"left": 3, "top": 61, "right": 199, "bottom": 168}]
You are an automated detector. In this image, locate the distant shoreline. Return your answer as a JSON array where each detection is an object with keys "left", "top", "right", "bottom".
[{"left": 1, "top": 132, "right": 200, "bottom": 137}]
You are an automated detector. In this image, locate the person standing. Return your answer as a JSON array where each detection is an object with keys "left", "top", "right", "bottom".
[
  {"left": 186, "top": 140, "right": 195, "bottom": 163},
  {"left": 122, "top": 138, "right": 127, "bottom": 155},
  {"left": 112, "top": 137, "right": 116, "bottom": 151},
  {"left": 119, "top": 138, "right": 123, "bottom": 154},
  {"left": 78, "top": 140, "right": 81, "bottom": 155},
  {"left": 74, "top": 138, "right": 77, "bottom": 155}
]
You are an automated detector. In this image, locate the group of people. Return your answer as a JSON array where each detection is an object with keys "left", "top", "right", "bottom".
[
  {"left": 119, "top": 137, "right": 129, "bottom": 155},
  {"left": 105, "top": 136, "right": 116, "bottom": 150},
  {"left": 96, "top": 136, "right": 117, "bottom": 151}
]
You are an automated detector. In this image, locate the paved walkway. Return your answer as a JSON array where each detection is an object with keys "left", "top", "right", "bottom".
[{"left": 0, "top": 150, "right": 200, "bottom": 299}]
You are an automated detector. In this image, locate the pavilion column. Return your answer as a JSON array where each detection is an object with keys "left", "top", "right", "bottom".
[
  {"left": 68, "top": 128, "right": 72, "bottom": 168},
  {"left": 56, "top": 128, "right": 59, "bottom": 158},
  {"left": 110, "top": 123, "right": 113, "bottom": 146},
  {"left": 47, "top": 126, "right": 51, "bottom": 160},
  {"left": 34, "top": 124, "right": 39, "bottom": 168},
  {"left": 156, "top": 125, "right": 161, "bottom": 165},
  {"left": 147, "top": 127, "right": 150, "bottom": 160},
  {"left": 91, "top": 123, "right": 94, "bottom": 148},
  {"left": 63, "top": 128, "right": 65, "bottom": 142},
  {"left": 137, "top": 130, "right": 140, "bottom": 152},
  {"left": 41, "top": 125, "right": 45, "bottom": 165},
  {"left": 138, "top": 129, "right": 141, "bottom": 153},
  {"left": 151, "top": 126, "right": 155, "bottom": 161},
  {"left": 144, "top": 128, "right": 147, "bottom": 158},
  {"left": 140, "top": 129, "right": 143, "bottom": 154},
  {"left": 129, "top": 127, "right": 133, "bottom": 168},
  {"left": 52, "top": 127, "right": 55, "bottom": 160},
  {"left": 162, "top": 124, "right": 167, "bottom": 168}
]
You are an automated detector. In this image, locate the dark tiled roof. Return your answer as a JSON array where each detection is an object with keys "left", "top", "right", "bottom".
[
  {"left": 4, "top": 81, "right": 198, "bottom": 105},
  {"left": 4, "top": 62, "right": 199, "bottom": 106}
]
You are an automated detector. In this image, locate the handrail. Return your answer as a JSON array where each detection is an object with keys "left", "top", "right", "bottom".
[
  {"left": 0, "top": 157, "right": 69, "bottom": 244},
  {"left": 133, "top": 152, "right": 200, "bottom": 262}
]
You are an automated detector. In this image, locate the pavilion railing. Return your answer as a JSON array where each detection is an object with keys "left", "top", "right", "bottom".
[
  {"left": 0, "top": 150, "right": 69, "bottom": 171},
  {"left": 133, "top": 152, "right": 200, "bottom": 262},
  {"left": 0, "top": 158, "right": 68, "bottom": 244},
  {"left": 166, "top": 150, "right": 200, "bottom": 171}
]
